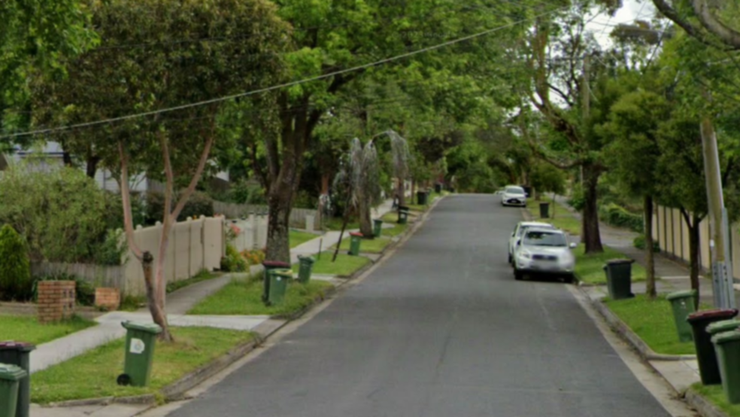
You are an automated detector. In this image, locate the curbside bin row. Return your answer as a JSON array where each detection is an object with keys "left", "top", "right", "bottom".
[{"left": 688, "top": 309, "right": 739, "bottom": 385}]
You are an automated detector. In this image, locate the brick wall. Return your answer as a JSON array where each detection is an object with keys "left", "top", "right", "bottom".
[
  {"left": 37, "top": 281, "right": 76, "bottom": 323},
  {"left": 95, "top": 288, "right": 120, "bottom": 311}
]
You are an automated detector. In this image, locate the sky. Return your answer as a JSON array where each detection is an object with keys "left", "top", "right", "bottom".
[{"left": 586, "top": 0, "right": 658, "bottom": 48}]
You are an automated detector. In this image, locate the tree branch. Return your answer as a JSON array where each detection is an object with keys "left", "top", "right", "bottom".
[
  {"left": 118, "top": 141, "right": 144, "bottom": 260},
  {"left": 171, "top": 131, "right": 215, "bottom": 221},
  {"left": 548, "top": 83, "right": 575, "bottom": 107},
  {"left": 160, "top": 133, "right": 174, "bottom": 223},
  {"left": 651, "top": 0, "right": 732, "bottom": 49},
  {"left": 692, "top": 0, "right": 740, "bottom": 50}
]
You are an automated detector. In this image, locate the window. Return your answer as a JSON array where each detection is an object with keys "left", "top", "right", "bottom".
[
  {"left": 523, "top": 231, "right": 567, "bottom": 247},
  {"left": 506, "top": 186, "right": 525, "bottom": 195}
]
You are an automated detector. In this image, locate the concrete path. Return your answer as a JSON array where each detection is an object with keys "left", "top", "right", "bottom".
[{"left": 165, "top": 195, "right": 676, "bottom": 417}]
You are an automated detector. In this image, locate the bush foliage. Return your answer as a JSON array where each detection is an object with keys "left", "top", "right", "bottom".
[
  {"left": 0, "top": 225, "right": 32, "bottom": 301},
  {"left": 145, "top": 191, "right": 214, "bottom": 224}
]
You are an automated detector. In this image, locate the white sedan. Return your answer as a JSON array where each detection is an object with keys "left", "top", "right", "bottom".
[{"left": 501, "top": 185, "right": 527, "bottom": 207}]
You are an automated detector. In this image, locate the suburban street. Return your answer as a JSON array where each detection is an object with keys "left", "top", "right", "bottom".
[{"left": 167, "top": 195, "right": 673, "bottom": 417}]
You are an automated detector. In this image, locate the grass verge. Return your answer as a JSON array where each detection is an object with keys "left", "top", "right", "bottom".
[
  {"left": 294, "top": 251, "right": 371, "bottom": 277},
  {"left": 574, "top": 244, "right": 647, "bottom": 285},
  {"left": 188, "top": 278, "right": 334, "bottom": 316},
  {"left": 525, "top": 198, "right": 582, "bottom": 235},
  {"left": 289, "top": 229, "right": 318, "bottom": 248},
  {"left": 692, "top": 383, "right": 740, "bottom": 417},
  {"left": 166, "top": 270, "right": 220, "bottom": 294},
  {"left": 0, "top": 315, "right": 96, "bottom": 345},
  {"left": 324, "top": 217, "right": 360, "bottom": 231},
  {"left": 604, "top": 294, "right": 696, "bottom": 355},
  {"left": 332, "top": 236, "right": 392, "bottom": 254},
  {"left": 30, "top": 327, "right": 254, "bottom": 404}
]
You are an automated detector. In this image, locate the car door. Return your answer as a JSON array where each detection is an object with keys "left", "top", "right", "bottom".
[{"left": 509, "top": 224, "right": 520, "bottom": 256}]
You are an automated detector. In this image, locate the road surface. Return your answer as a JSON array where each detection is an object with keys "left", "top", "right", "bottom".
[{"left": 169, "top": 194, "right": 672, "bottom": 417}]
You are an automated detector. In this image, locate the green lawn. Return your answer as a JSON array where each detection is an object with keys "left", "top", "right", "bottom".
[
  {"left": 692, "top": 383, "right": 740, "bottom": 417},
  {"left": 0, "top": 315, "right": 96, "bottom": 345},
  {"left": 324, "top": 217, "right": 360, "bottom": 232},
  {"left": 332, "top": 236, "right": 393, "bottom": 254},
  {"left": 574, "top": 244, "right": 647, "bottom": 285},
  {"left": 31, "top": 327, "right": 254, "bottom": 404},
  {"left": 383, "top": 222, "right": 409, "bottom": 237},
  {"left": 526, "top": 199, "right": 582, "bottom": 235},
  {"left": 166, "top": 270, "right": 219, "bottom": 294},
  {"left": 188, "top": 278, "right": 333, "bottom": 316},
  {"left": 290, "top": 229, "right": 319, "bottom": 248},
  {"left": 604, "top": 294, "right": 696, "bottom": 355},
  {"left": 294, "top": 251, "right": 371, "bottom": 277}
]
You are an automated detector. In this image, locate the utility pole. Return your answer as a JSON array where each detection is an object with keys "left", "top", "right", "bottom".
[{"left": 701, "top": 113, "right": 736, "bottom": 309}]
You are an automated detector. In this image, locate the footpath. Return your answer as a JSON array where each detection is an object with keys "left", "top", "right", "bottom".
[
  {"left": 534, "top": 195, "right": 740, "bottom": 417},
  {"left": 30, "top": 197, "right": 428, "bottom": 417}
]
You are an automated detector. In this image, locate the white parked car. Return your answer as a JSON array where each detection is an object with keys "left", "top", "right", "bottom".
[
  {"left": 512, "top": 228, "right": 577, "bottom": 283},
  {"left": 508, "top": 221, "right": 556, "bottom": 264},
  {"left": 501, "top": 185, "right": 527, "bottom": 207}
]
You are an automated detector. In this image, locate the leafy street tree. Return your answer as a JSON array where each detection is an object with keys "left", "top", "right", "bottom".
[
  {"left": 601, "top": 86, "right": 670, "bottom": 299},
  {"left": 651, "top": 0, "right": 740, "bottom": 49},
  {"left": 31, "top": 0, "right": 289, "bottom": 340},
  {"left": 262, "top": 0, "right": 535, "bottom": 263},
  {"left": 1, "top": 0, "right": 96, "bottom": 142}
]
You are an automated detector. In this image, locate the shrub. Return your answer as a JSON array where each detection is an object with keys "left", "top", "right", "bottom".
[
  {"left": 145, "top": 191, "right": 214, "bottom": 224},
  {"left": 93, "top": 229, "right": 127, "bottom": 266},
  {"left": 0, "top": 166, "right": 109, "bottom": 263},
  {"left": 600, "top": 203, "right": 643, "bottom": 232},
  {"left": 220, "top": 244, "right": 247, "bottom": 272},
  {"left": 0, "top": 225, "right": 32, "bottom": 301},
  {"left": 633, "top": 235, "right": 660, "bottom": 252}
]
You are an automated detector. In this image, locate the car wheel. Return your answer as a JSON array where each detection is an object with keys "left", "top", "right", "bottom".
[
  {"left": 507, "top": 253, "right": 512, "bottom": 264},
  {"left": 514, "top": 269, "right": 523, "bottom": 281},
  {"left": 563, "top": 274, "right": 574, "bottom": 284}
]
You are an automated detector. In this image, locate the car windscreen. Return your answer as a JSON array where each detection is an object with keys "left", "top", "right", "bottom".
[
  {"left": 505, "top": 187, "right": 525, "bottom": 195},
  {"left": 523, "top": 231, "right": 566, "bottom": 247}
]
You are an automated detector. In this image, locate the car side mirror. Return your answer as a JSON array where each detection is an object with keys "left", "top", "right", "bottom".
[
  {"left": 516, "top": 239, "right": 521, "bottom": 246},
  {"left": 569, "top": 242, "right": 577, "bottom": 249}
]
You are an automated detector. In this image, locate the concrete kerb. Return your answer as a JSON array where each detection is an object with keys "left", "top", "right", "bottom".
[
  {"left": 685, "top": 388, "right": 731, "bottom": 417},
  {"left": 587, "top": 292, "right": 697, "bottom": 361},
  {"left": 38, "top": 197, "right": 444, "bottom": 410}
]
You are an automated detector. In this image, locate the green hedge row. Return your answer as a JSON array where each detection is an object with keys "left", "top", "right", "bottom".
[{"left": 599, "top": 203, "right": 644, "bottom": 232}]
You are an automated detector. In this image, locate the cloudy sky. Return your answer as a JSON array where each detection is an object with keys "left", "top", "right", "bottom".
[{"left": 587, "top": 0, "right": 658, "bottom": 47}]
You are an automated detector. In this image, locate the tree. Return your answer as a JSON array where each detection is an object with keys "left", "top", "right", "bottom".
[
  {"left": 32, "top": 0, "right": 289, "bottom": 340},
  {"left": 262, "top": 0, "right": 536, "bottom": 263},
  {"left": 601, "top": 87, "right": 671, "bottom": 299},
  {"left": 1, "top": 0, "right": 96, "bottom": 141}
]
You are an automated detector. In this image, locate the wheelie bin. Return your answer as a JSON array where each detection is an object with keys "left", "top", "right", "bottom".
[
  {"left": 117, "top": 321, "right": 162, "bottom": 387},
  {"left": 373, "top": 219, "right": 383, "bottom": 238},
  {"left": 398, "top": 206, "right": 409, "bottom": 224},
  {"left": 603, "top": 259, "right": 635, "bottom": 300},
  {"left": 262, "top": 260, "right": 291, "bottom": 303},
  {"left": 712, "top": 329, "right": 740, "bottom": 404},
  {"left": 297, "top": 256, "right": 315, "bottom": 283},
  {"left": 349, "top": 232, "right": 363, "bottom": 256},
  {"left": 265, "top": 268, "right": 292, "bottom": 305},
  {"left": 687, "top": 309, "right": 738, "bottom": 385},
  {"left": 0, "top": 365, "right": 25, "bottom": 417},
  {"left": 539, "top": 202, "right": 550, "bottom": 219},
  {"left": 667, "top": 290, "right": 698, "bottom": 342}
]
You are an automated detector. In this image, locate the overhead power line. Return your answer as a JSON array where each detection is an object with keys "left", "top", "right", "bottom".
[{"left": 2, "top": 4, "right": 569, "bottom": 140}]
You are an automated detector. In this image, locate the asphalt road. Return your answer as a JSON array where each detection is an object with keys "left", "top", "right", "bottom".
[{"left": 170, "top": 194, "right": 671, "bottom": 417}]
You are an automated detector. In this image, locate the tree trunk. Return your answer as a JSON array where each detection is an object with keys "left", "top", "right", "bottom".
[
  {"left": 86, "top": 156, "right": 99, "bottom": 178},
  {"left": 316, "top": 173, "right": 331, "bottom": 227},
  {"left": 359, "top": 198, "right": 373, "bottom": 238},
  {"left": 266, "top": 187, "right": 292, "bottom": 263},
  {"left": 582, "top": 164, "right": 603, "bottom": 254},
  {"left": 396, "top": 178, "right": 406, "bottom": 207},
  {"left": 140, "top": 251, "right": 172, "bottom": 341},
  {"left": 644, "top": 195, "right": 656, "bottom": 299},
  {"left": 688, "top": 217, "right": 701, "bottom": 304}
]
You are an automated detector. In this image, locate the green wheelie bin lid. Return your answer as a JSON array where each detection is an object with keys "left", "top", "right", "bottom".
[
  {"left": 708, "top": 319, "right": 740, "bottom": 336},
  {"left": 273, "top": 268, "right": 293, "bottom": 278},
  {"left": 298, "top": 256, "right": 315, "bottom": 264},
  {"left": 121, "top": 321, "right": 163, "bottom": 334},
  {"left": 666, "top": 289, "right": 696, "bottom": 301},
  {"left": 712, "top": 329, "right": 740, "bottom": 345},
  {"left": 0, "top": 364, "right": 26, "bottom": 381}
]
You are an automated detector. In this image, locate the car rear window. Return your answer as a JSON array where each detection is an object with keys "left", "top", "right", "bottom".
[{"left": 524, "top": 231, "right": 566, "bottom": 247}]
